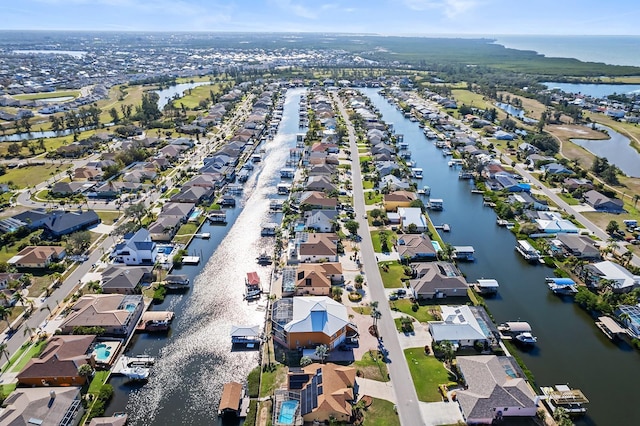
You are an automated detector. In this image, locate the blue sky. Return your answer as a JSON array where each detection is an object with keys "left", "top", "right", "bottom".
[{"left": 2, "top": 0, "right": 639, "bottom": 34}]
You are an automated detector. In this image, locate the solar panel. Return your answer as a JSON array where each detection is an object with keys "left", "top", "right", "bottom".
[{"left": 318, "top": 385, "right": 323, "bottom": 395}]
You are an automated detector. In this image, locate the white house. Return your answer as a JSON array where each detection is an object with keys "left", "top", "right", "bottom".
[
  {"left": 305, "top": 209, "right": 338, "bottom": 233},
  {"left": 428, "top": 305, "right": 487, "bottom": 348},
  {"left": 112, "top": 228, "right": 158, "bottom": 266},
  {"left": 397, "top": 207, "right": 428, "bottom": 232},
  {"left": 585, "top": 260, "right": 640, "bottom": 293}
]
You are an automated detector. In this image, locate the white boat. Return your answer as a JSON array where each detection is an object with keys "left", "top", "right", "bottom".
[
  {"left": 541, "top": 385, "right": 589, "bottom": 415},
  {"left": 515, "top": 332, "right": 537, "bottom": 345},
  {"left": 515, "top": 240, "right": 541, "bottom": 263},
  {"left": 411, "top": 168, "right": 423, "bottom": 179},
  {"left": 416, "top": 185, "right": 431, "bottom": 196},
  {"left": 121, "top": 367, "right": 150, "bottom": 381}
]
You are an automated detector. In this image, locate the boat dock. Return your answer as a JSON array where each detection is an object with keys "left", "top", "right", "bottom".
[
  {"left": 595, "top": 316, "right": 627, "bottom": 340},
  {"left": 434, "top": 224, "right": 450, "bottom": 232},
  {"left": 195, "top": 232, "right": 210, "bottom": 239},
  {"left": 473, "top": 279, "right": 499, "bottom": 295},
  {"left": 208, "top": 211, "right": 227, "bottom": 224},
  {"left": 218, "top": 382, "right": 250, "bottom": 418},
  {"left": 136, "top": 311, "right": 175, "bottom": 332}
]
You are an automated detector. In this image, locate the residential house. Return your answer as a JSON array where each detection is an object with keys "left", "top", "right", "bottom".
[
  {"left": 60, "top": 294, "right": 144, "bottom": 336},
  {"left": 397, "top": 234, "right": 437, "bottom": 261},
  {"left": 542, "top": 163, "right": 574, "bottom": 175},
  {"left": 17, "top": 335, "right": 96, "bottom": 387},
  {"left": 384, "top": 191, "right": 417, "bottom": 212},
  {"left": 271, "top": 296, "right": 357, "bottom": 350},
  {"left": 294, "top": 262, "right": 343, "bottom": 296},
  {"left": 583, "top": 190, "right": 624, "bottom": 213},
  {"left": 409, "top": 262, "right": 468, "bottom": 299},
  {"left": 0, "top": 272, "right": 23, "bottom": 290},
  {"left": 305, "top": 209, "right": 338, "bottom": 233},
  {"left": 583, "top": 260, "right": 640, "bottom": 293},
  {"left": 148, "top": 216, "right": 182, "bottom": 242},
  {"left": 278, "top": 363, "right": 356, "bottom": 424},
  {"left": 50, "top": 181, "right": 87, "bottom": 196},
  {"left": 456, "top": 355, "right": 539, "bottom": 424},
  {"left": 8, "top": 246, "right": 66, "bottom": 269},
  {"left": 614, "top": 304, "right": 640, "bottom": 338},
  {"left": 508, "top": 192, "right": 548, "bottom": 211},
  {"left": 160, "top": 202, "right": 196, "bottom": 221},
  {"left": 299, "top": 191, "right": 338, "bottom": 210},
  {"left": 534, "top": 211, "right": 579, "bottom": 234},
  {"left": 397, "top": 207, "right": 428, "bottom": 232},
  {"left": 112, "top": 228, "right": 158, "bottom": 265},
  {"left": 380, "top": 175, "right": 410, "bottom": 191},
  {"left": 100, "top": 265, "right": 153, "bottom": 294},
  {"left": 0, "top": 386, "right": 84, "bottom": 426},
  {"left": 74, "top": 166, "right": 103, "bottom": 181},
  {"left": 491, "top": 174, "right": 529, "bottom": 192},
  {"left": 428, "top": 305, "right": 488, "bottom": 348},
  {"left": 305, "top": 175, "right": 336, "bottom": 193},
  {"left": 42, "top": 210, "right": 101, "bottom": 237},
  {"left": 556, "top": 234, "right": 600, "bottom": 259},
  {"left": 170, "top": 186, "right": 214, "bottom": 205},
  {"left": 563, "top": 177, "right": 593, "bottom": 191},
  {"left": 298, "top": 233, "right": 339, "bottom": 263}
]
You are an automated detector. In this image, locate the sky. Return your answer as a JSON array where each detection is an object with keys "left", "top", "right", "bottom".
[{"left": 1, "top": 0, "right": 639, "bottom": 35}]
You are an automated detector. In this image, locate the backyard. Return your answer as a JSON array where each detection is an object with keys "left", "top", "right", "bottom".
[
  {"left": 404, "top": 347, "right": 456, "bottom": 402},
  {"left": 362, "top": 397, "right": 401, "bottom": 426},
  {"left": 378, "top": 261, "right": 409, "bottom": 288},
  {"left": 390, "top": 299, "right": 440, "bottom": 323}
]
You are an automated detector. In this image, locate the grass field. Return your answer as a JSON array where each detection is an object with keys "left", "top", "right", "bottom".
[
  {"left": 88, "top": 370, "right": 110, "bottom": 394},
  {"left": 11, "top": 340, "right": 47, "bottom": 372},
  {"left": 171, "top": 83, "right": 223, "bottom": 109},
  {"left": 354, "top": 350, "right": 390, "bottom": 382},
  {"left": 451, "top": 89, "right": 508, "bottom": 121},
  {"left": 96, "top": 210, "right": 122, "bottom": 225},
  {"left": 13, "top": 90, "right": 80, "bottom": 101},
  {"left": 404, "top": 348, "right": 454, "bottom": 402},
  {"left": 390, "top": 299, "right": 439, "bottom": 323},
  {"left": 0, "top": 163, "right": 72, "bottom": 189},
  {"left": 363, "top": 397, "right": 400, "bottom": 426},
  {"left": 378, "top": 261, "right": 408, "bottom": 288}
]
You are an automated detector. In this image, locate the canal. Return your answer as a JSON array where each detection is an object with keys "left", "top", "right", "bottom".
[
  {"left": 106, "top": 87, "right": 305, "bottom": 425},
  {"left": 361, "top": 88, "right": 640, "bottom": 426}
]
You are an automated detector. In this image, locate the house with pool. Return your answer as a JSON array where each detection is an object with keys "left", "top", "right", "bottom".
[
  {"left": 273, "top": 363, "right": 356, "bottom": 426},
  {"left": 60, "top": 294, "right": 144, "bottom": 337},
  {"left": 111, "top": 228, "right": 158, "bottom": 266}
]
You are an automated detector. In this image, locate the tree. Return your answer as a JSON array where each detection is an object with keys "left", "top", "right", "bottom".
[
  {"left": 65, "top": 230, "right": 92, "bottom": 255},
  {"left": 0, "top": 342, "right": 9, "bottom": 364},
  {"left": 606, "top": 220, "right": 620, "bottom": 235},
  {"left": 370, "top": 301, "right": 381, "bottom": 332},
  {"left": 314, "top": 344, "right": 328, "bottom": 363},
  {"left": 300, "top": 356, "right": 313, "bottom": 367},
  {"left": 109, "top": 107, "right": 120, "bottom": 124},
  {"left": 125, "top": 202, "right": 148, "bottom": 227},
  {"left": 553, "top": 407, "right": 572, "bottom": 426},
  {"left": 331, "top": 286, "right": 343, "bottom": 301},
  {"left": 7, "top": 142, "right": 20, "bottom": 156},
  {"left": 0, "top": 305, "right": 12, "bottom": 330},
  {"left": 345, "top": 220, "right": 359, "bottom": 235},
  {"left": 78, "top": 363, "right": 94, "bottom": 379}
]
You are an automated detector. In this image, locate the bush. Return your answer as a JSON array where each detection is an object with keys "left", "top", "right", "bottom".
[{"left": 247, "top": 366, "right": 261, "bottom": 397}]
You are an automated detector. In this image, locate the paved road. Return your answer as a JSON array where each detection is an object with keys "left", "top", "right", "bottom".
[{"left": 335, "top": 94, "right": 424, "bottom": 426}]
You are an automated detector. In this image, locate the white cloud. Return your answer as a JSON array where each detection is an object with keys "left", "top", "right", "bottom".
[
  {"left": 403, "top": 0, "right": 479, "bottom": 18},
  {"left": 270, "top": 0, "right": 318, "bottom": 19}
]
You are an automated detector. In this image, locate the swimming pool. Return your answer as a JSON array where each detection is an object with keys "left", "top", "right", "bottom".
[
  {"left": 158, "top": 245, "right": 174, "bottom": 255},
  {"left": 278, "top": 400, "right": 298, "bottom": 425},
  {"left": 94, "top": 343, "right": 111, "bottom": 362},
  {"left": 124, "top": 303, "right": 137, "bottom": 312},
  {"left": 188, "top": 209, "right": 201, "bottom": 221},
  {"left": 431, "top": 240, "right": 442, "bottom": 252}
]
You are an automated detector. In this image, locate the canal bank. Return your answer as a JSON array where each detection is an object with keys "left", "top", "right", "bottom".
[
  {"left": 105, "top": 88, "right": 305, "bottom": 425},
  {"left": 361, "top": 88, "right": 640, "bottom": 426}
]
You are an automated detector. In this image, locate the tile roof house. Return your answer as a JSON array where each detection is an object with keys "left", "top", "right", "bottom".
[
  {"left": 409, "top": 262, "right": 468, "bottom": 299},
  {"left": 380, "top": 175, "right": 410, "bottom": 191},
  {"left": 0, "top": 386, "right": 84, "bottom": 426},
  {"left": 148, "top": 215, "right": 183, "bottom": 242},
  {"left": 299, "top": 191, "right": 338, "bottom": 210},
  {"left": 293, "top": 262, "right": 343, "bottom": 297},
  {"left": 272, "top": 296, "right": 357, "bottom": 350},
  {"left": 100, "top": 265, "right": 153, "bottom": 294},
  {"left": 456, "top": 355, "right": 539, "bottom": 424},
  {"left": 280, "top": 363, "right": 356, "bottom": 424},
  {"left": 8, "top": 246, "right": 66, "bottom": 269},
  {"left": 170, "top": 185, "right": 214, "bottom": 204},
  {"left": 112, "top": 228, "right": 158, "bottom": 265},
  {"left": 60, "top": 294, "right": 144, "bottom": 336},
  {"left": 17, "top": 335, "right": 97, "bottom": 387},
  {"left": 397, "top": 234, "right": 437, "bottom": 260},
  {"left": 583, "top": 190, "right": 624, "bottom": 213},
  {"left": 298, "top": 233, "right": 339, "bottom": 263},
  {"left": 384, "top": 190, "right": 417, "bottom": 212},
  {"left": 305, "top": 175, "right": 336, "bottom": 193}
]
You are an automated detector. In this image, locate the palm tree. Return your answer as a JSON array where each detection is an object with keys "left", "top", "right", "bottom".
[
  {"left": 0, "top": 305, "right": 12, "bottom": 330},
  {"left": 77, "top": 363, "right": 94, "bottom": 380},
  {"left": 0, "top": 342, "right": 10, "bottom": 368},
  {"left": 314, "top": 344, "right": 328, "bottom": 364},
  {"left": 23, "top": 324, "right": 37, "bottom": 341}
]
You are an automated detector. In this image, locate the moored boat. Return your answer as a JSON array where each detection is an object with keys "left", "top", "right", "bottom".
[
  {"left": 541, "top": 384, "right": 589, "bottom": 415},
  {"left": 256, "top": 253, "right": 273, "bottom": 265},
  {"left": 121, "top": 366, "right": 150, "bottom": 381},
  {"left": 546, "top": 277, "right": 578, "bottom": 296}
]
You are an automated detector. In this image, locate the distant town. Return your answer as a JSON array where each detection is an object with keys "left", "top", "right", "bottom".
[{"left": 0, "top": 32, "right": 639, "bottom": 426}]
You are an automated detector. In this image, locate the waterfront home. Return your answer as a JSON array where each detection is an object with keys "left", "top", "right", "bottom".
[
  {"left": 112, "top": 228, "right": 158, "bottom": 266},
  {"left": 274, "top": 363, "right": 356, "bottom": 425},
  {"left": 298, "top": 191, "right": 338, "bottom": 210},
  {"left": 396, "top": 234, "right": 437, "bottom": 260},
  {"left": 482, "top": 164, "right": 508, "bottom": 180},
  {"left": 305, "top": 209, "right": 339, "bottom": 233},
  {"left": 409, "top": 262, "right": 468, "bottom": 299},
  {"left": 534, "top": 211, "right": 579, "bottom": 234},
  {"left": 380, "top": 175, "right": 411, "bottom": 191},
  {"left": 271, "top": 296, "right": 357, "bottom": 350},
  {"left": 492, "top": 174, "right": 529, "bottom": 192},
  {"left": 583, "top": 261, "right": 640, "bottom": 293},
  {"left": 0, "top": 386, "right": 84, "bottom": 426},
  {"left": 183, "top": 173, "right": 219, "bottom": 189},
  {"left": 293, "top": 262, "right": 343, "bottom": 296},
  {"left": 614, "top": 304, "right": 640, "bottom": 338},
  {"left": 100, "top": 265, "right": 153, "bottom": 294},
  {"left": 160, "top": 202, "right": 196, "bottom": 222},
  {"left": 60, "top": 294, "right": 144, "bottom": 336},
  {"left": 428, "top": 305, "right": 487, "bottom": 348},
  {"left": 170, "top": 185, "right": 214, "bottom": 205},
  {"left": 384, "top": 190, "right": 417, "bottom": 212},
  {"left": 397, "top": 207, "right": 428, "bottom": 232},
  {"left": 375, "top": 160, "right": 401, "bottom": 177},
  {"left": 8, "top": 245, "right": 66, "bottom": 269},
  {"left": 17, "top": 335, "right": 96, "bottom": 387},
  {"left": 456, "top": 356, "right": 539, "bottom": 424},
  {"left": 507, "top": 193, "right": 548, "bottom": 211},
  {"left": 308, "top": 163, "right": 336, "bottom": 177},
  {"left": 148, "top": 216, "right": 182, "bottom": 242},
  {"left": 555, "top": 234, "right": 601, "bottom": 259},
  {"left": 305, "top": 175, "right": 336, "bottom": 193},
  {"left": 298, "top": 233, "right": 339, "bottom": 263},
  {"left": 583, "top": 190, "right": 624, "bottom": 213}
]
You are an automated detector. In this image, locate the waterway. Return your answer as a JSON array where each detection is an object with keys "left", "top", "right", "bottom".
[
  {"left": 0, "top": 127, "right": 90, "bottom": 142},
  {"left": 155, "top": 82, "right": 212, "bottom": 110},
  {"left": 571, "top": 124, "right": 640, "bottom": 178},
  {"left": 105, "top": 87, "right": 305, "bottom": 425},
  {"left": 543, "top": 82, "right": 640, "bottom": 98},
  {"left": 361, "top": 88, "right": 640, "bottom": 426}
]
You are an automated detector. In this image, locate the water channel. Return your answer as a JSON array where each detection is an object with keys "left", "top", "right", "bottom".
[
  {"left": 544, "top": 82, "right": 640, "bottom": 98},
  {"left": 571, "top": 123, "right": 640, "bottom": 178},
  {"left": 155, "top": 82, "right": 213, "bottom": 110},
  {"left": 105, "top": 87, "right": 305, "bottom": 425},
  {"left": 361, "top": 88, "right": 640, "bottom": 426}
]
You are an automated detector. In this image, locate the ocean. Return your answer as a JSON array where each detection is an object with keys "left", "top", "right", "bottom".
[{"left": 494, "top": 35, "right": 640, "bottom": 67}]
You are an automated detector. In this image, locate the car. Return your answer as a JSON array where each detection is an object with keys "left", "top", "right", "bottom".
[
  {"left": 346, "top": 285, "right": 354, "bottom": 292},
  {"left": 389, "top": 293, "right": 398, "bottom": 301},
  {"left": 396, "top": 289, "right": 406, "bottom": 296}
]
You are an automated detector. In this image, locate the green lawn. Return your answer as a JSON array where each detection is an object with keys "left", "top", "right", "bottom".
[
  {"left": 363, "top": 397, "right": 400, "bottom": 426},
  {"left": 0, "top": 164, "right": 73, "bottom": 189},
  {"left": 88, "top": 370, "right": 110, "bottom": 394},
  {"left": 365, "top": 192, "right": 383, "bottom": 205},
  {"left": 171, "top": 83, "right": 222, "bottom": 109},
  {"left": 0, "top": 383, "right": 17, "bottom": 398},
  {"left": 378, "top": 261, "right": 408, "bottom": 288},
  {"left": 390, "top": 299, "right": 440, "bottom": 323},
  {"left": 557, "top": 193, "right": 581, "bottom": 206},
  {"left": 353, "top": 306, "right": 372, "bottom": 315},
  {"left": 14, "top": 90, "right": 80, "bottom": 101},
  {"left": 260, "top": 364, "right": 284, "bottom": 398},
  {"left": 404, "top": 348, "right": 455, "bottom": 402},
  {"left": 95, "top": 210, "right": 122, "bottom": 225},
  {"left": 353, "top": 350, "right": 389, "bottom": 382},
  {"left": 0, "top": 229, "right": 44, "bottom": 263},
  {"left": 363, "top": 180, "right": 374, "bottom": 190},
  {"left": 11, "top": 340, "right": 48, "bottom": 372}
]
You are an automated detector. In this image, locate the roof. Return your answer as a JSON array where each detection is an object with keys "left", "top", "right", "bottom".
[
  {"left": 246, "top": 272, "right": 260, "bottom": 286},
  {"left": 429, "top": 305, "right": 486, "bottom": 342},
  {"left": 299, "top": 233, "right": 338, "bottom": 257},
  {"left": 42, "top": 210, "right": 100, "bottom": 235},
  {"left": 230, "top": 325, "right": 260, "bottom": 338},
  {"left": 0, "top": 386, "right": 82, "bottom": 426},
  {"left": 397, "top": 234, "right": 436, "bottom": 258},
  {"left": 456, "top": 356, "right": 537, "bottom": 421},
  {"left": 289, "top": 363, "right": 356, "bottom": 418},
  {"left": 8, "top": 246, "right": 65, "bottom": 266},
  {"left": 88, "top": 414, "right": 128, "bottom": 426},
  {"left": 61, "top": 294, "right": 142, "bottom": 331},
  {"left": 219, "top": 382, "right": 243, "bottom": 412},
  {"left": 285, "top": 296, "right": 349, "bottom": 336},
  {"left": 587, "top": 260, "right": 640, "bottom": 290},
  {"left": 410, "top": 262, "right": 468, "bottom": 297},
  {"left": 101, "top": 265, "right": 151, "bottom": 290}
]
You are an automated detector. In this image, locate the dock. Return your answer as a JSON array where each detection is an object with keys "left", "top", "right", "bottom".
[
  {"left": 434, "top": 224, "right": 450, "bottom": 232},
  {"left": 595, "top": 316, "right": 627, "bottom": 340},
  {"left": 136, "top": 311, "right": 174, "bottom": 332},
  {"left": 208, "top": 211, "right": 227, "bottom": 224}
]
